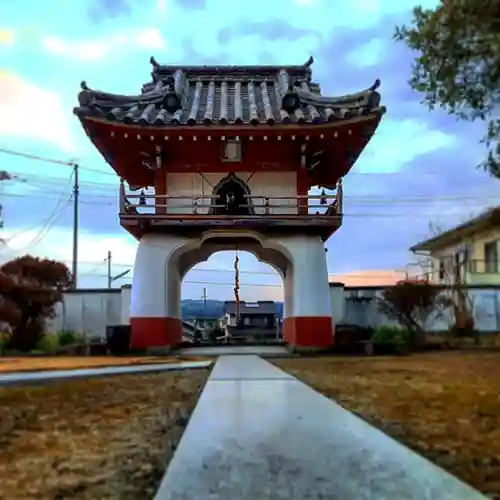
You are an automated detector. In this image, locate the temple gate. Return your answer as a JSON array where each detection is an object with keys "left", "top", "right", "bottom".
[{"left": 74, "top": 56, "right": 385, "bottom": 351}]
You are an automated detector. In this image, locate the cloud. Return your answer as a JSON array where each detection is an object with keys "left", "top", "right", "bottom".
[
  {"left": 329, "top": 270, "right": 406, "bottom": 286},
  {"left": 176, "top": 0, "right": 206, "bottom": 9},
  {"left": 0, "top": 29, "right": 15, "bottom": 45},
  {"left": 346, "top": 38, "right": 385, "bottom": 68},
  {"left": 87, "top": 0, "right": 132, "bottom": 22},
  {"left": 41, "top": 28, "right": 167, "bottom": 62},
  {"left": 358, "top": 118, "right": 457, "bottom": 173},
  {"left": 0, "top": 226, "right": 284, "bottom": 300},
  {"left": 3, "top": 0, "right": 498, "bottom": 301},
  {"left": 1, "top": 226, "right": 136, "bottom": 267},
  {"left": 0, "top": 71, "right": 75, "bottom": 151}
]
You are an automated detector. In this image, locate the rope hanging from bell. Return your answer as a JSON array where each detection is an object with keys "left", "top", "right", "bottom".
[{"left": 233, "top": 248, "right": 241, "bottom": 324}]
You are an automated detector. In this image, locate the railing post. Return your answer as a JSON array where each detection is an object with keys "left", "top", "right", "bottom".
[
  {"left": 264, "top": 197, "right": 270, "bottom": 215},
  {"left": 336, "top": 177, "right": 343, "bottom": 215},
  {"left": 119, "top": 178, "right": 125, "bottom": 213},
  {"left": 193, "top": 197, "right": 198, "bottom": 215}
]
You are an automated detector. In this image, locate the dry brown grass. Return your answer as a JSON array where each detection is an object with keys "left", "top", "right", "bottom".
[
  {"left": 0, "top": 356, "right": 204, "bottom": 373},
  {"left": 273, "top": 352, "right": 500, "bottom": 498},
  {"left": 0, "top": 368, "right": 210, "bottom": 499}
]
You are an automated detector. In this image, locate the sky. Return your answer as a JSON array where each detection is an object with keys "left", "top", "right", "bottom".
[{"left": 0, "top": 0, "right": 499, "bottom": 302}]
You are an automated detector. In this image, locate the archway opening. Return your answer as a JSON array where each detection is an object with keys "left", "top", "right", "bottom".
[
  {"left": 210, "top": 174, "right": 254, "bottom": 215},
  {"left": 180, "top": 248, "right": 285, "bottom": 345}
]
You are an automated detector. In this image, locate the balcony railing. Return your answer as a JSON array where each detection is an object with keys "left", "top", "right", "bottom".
[
  {"left": 467, "top": 259, "right": 500, "bottom": 275},
  {"left": 119, "top": 179, "right": 343, "bottom": 218},
  {"left": 409, "top": 259, "right": 500, "bottom": 286}
]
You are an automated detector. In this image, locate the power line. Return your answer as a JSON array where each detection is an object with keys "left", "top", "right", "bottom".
[
  {"left": 84, "top": 275, "right": 283, "bottom": 287},
  {"left": 0, "top": 149, "right": 82, "bottom": 284},
  {"left": 5, "top": 172, "right": 74, "bottom": 253},
  {"left": 1, "top": 189, "right": 498, "bottom": 212},
  {"left": 0, "top": 152, "right": 497, "bottom": 203},
  {"left": 80, "top": 275, "right": 408, "bottom": 286},
  {"left": 71, "top": 261, "right": 280, "bottom": 275},
  {"left": 69, "top": 260, "right": 408, "bottom": 279},
  {"left": 2, "top": 179, "right": 498, "bottom": 204},
  {"left": 0, "top": 148, "right": 114, "bottom": 176},
  {"left": 80, "top": 259, "right": 107, "bottom": 278}
]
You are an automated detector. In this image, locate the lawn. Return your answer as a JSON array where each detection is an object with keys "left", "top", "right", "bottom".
[
  {"left": 272, "top": 351, "right": 500, "bottom": 499},
  {"left": 0, "top": 368, "right": 210, "bottom": 499},
  {"left": 0, "top": 356, "right": 204, "bottom": 373}
]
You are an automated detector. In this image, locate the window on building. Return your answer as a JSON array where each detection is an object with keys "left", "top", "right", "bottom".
[
  {"left": 454, "top": 252, "right": 462, "bottom": 283},
  {"left": 484, "top": 241, "right": 498, "bottom": 273},
  {"left": 438, "top": 258, "right": 446, "bottom": 281},
  {"left": 222, "top": 139, "right": 242, "bottom": 162},
  {"left": 462, "top": 246, "right": 470, "bottom": 266}
]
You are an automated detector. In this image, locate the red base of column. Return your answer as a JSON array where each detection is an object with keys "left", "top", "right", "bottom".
[
  {"left": 130, "top": 317, "right": 183, "bottom": 350},
  {"left": 283, "top": 316, "right": 334, "bottom": 349}
]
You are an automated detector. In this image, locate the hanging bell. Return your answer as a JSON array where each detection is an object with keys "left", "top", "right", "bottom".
[
  {"left": 139, "top": 189, "right": 146, "bottom": 206},
  {"left": 320, "top": 189, "right": 327, "bottom": 205}
]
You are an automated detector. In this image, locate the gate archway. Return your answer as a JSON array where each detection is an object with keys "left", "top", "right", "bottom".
[{"left": 129, "top": 231, "right": 333, "bottom": 351}]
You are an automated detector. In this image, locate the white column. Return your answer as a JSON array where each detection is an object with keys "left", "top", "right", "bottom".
[
  {"left": 283, "top": 265, "right": 294, "bottom": 318},
  {"left": 131, "top": 233, "right": 187, "bottom": 319},
  {"left": 281, "top": 235, "right": 332, "bottom": 318}
]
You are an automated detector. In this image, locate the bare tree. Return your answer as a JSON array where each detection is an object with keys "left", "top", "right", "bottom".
[{"left": 412, "top": 220, "right": 477, "bottom": 344}]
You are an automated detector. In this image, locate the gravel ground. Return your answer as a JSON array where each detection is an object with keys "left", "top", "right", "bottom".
[
  {"left": 0, "top": 368, "right": 210, "bottom": 499},
  {"left": 273, "top": 351, "right": 500, "bottom": 499}
]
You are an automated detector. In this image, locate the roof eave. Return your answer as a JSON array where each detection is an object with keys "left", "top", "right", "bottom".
[
  {"left": 409, "top": 209, "right": 500, "bottom": 253},
  {"left": 77, "top": 109, "right": 384, "bottom": 133}
]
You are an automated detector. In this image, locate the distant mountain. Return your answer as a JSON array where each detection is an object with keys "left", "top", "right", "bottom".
[
  {"left": 181, "top": 300, "right": 225, "bottom": 319},
  {"left": 181, "top": 299, "right": 284, "bottom": 319}
]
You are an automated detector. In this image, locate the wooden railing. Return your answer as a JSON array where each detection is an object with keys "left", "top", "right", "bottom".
[{"left": 119, "top": 179, "right": 343, "bottom": 217}]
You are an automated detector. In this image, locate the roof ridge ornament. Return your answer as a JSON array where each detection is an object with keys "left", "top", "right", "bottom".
[
  {"left": 304, "top": 56, "right": 314, "bottom": 68},
  {"left": 370, "top": 78, "right": 381, "bottom": 91},
  {"left": 150, "top": 56, "right": 159, "bottom": 69}
]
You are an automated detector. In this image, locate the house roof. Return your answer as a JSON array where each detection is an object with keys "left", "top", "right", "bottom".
[
  {"left": 73, "top": 56, "right": 385, "bottom": 128},
  {"left": 410, "top": 207, "right": 500, "bottom": 252},
  {"left": 224, "top": 301, "right": 277, "bottom": 315}
]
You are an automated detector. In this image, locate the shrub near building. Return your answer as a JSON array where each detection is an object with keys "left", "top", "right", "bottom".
[{"left": 0, "top": 255, "right": 72, "bottom": 352}]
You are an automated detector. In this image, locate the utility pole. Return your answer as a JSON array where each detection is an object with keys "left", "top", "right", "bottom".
[
  {"left": 71, "top": 163, "right": 79, "bottom": 289},
  {"left": 202, "top": 287, "right": 207, "bottom": 334},
  {"left": 107, "top": 250, "right": 130, "bottom": 287},
  {"left": 107, "top": 250, "right": 112, "bottom": 288},
  {"left": 202, "top": 287, "right": 207, "bottom": 312}
]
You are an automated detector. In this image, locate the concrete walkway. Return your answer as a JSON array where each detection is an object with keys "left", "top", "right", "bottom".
[
  {"left": 155, "top": 355, "right": 486, "bottom": 500},
  {"left": 0, "top": 360, "right": 212, "bottom": 387},
  {"left": 179, "top": 345, "right": 289, "bottom": 357}
]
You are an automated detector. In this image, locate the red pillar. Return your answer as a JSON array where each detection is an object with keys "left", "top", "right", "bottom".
[
  {"left": 130, "top": 317, "right": 183, "bottom": 350},
  {"left": 283, "top": 317, "right": 334, "bottom": 350}
]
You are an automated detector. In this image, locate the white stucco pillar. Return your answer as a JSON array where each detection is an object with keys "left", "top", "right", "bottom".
[
  {"left": 278, "top": 235, "right": 334, "bottom": 350},
  {"left": 283, "top": 265, "right": 294, "bottom": 319},
  {"left": 130, "top": 233, "right": 187, "bottom": 350}
]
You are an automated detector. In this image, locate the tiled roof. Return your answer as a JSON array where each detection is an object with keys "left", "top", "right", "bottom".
[
  {"left": 224, "top": 301, "right": 278, "bottom": 315},
  {"left": 74, "top": 57, "right": 385, "bottom": 127}
]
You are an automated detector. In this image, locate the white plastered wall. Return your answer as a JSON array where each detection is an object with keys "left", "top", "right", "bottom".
[{"left": 165, "top": 172, "right": 298, "bottom": 215}]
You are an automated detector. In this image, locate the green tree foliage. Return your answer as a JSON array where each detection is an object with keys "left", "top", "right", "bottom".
[
  {"left": 395, "top": 0, "right": 500, "bottom": 177},
  {"left": 0, "top": 255, "right": 72, "bottom": 351}
]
